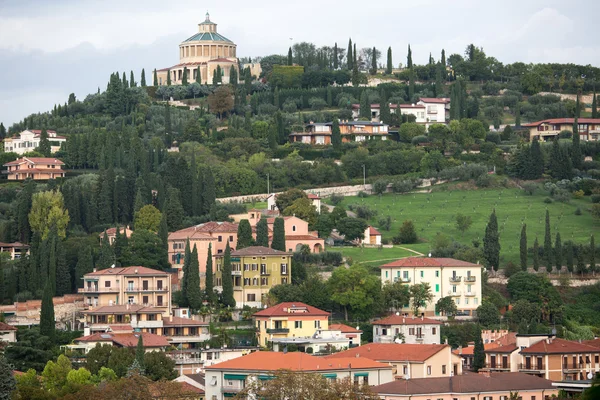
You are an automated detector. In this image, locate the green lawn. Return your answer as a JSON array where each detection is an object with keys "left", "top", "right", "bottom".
[
  {"left": 335, "top": 246, "right": 417, "bottom": 269},
  {"left": 331, "top": 188, "right": 598, "bottom": 266}
]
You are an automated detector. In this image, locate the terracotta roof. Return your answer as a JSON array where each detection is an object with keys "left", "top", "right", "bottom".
[
  {"left": 253, "top": 302, "right": 330, "bottom": 318},
  {"left": 184, "top": 373, "right": 205, "bottom": 386},
  {"left": 75, "top": 332, "right": 169, "bottom": 348},
  {"left": 493, "top": 332, "right": 517, "bottom": 346},
  {"left": 454, "top": 343, "right": 501, "bottom": 356},
  {"left": 419, "top": 97, "right": 451, "bottom": 104},
  {"left": 4, "top": 157, "right": 65, "bottom": 166},
  {"left": 329, "top": 323, "right": 362, "bottom": 334},
  {"left": 5, "top": 168, "right": 65, "bottom": 173},
  {"left": 326, "top": 343, "right": 449, "bottom": 363},
  {"left": 205, "top": 351, "right": 390, "bottom": 372},
  {"left": 583, "top": 338, "right": 600, "bottom": 349},
  {"left": 85, "top": 266, "right": 169, "bottom": 277},
  {"left": 372, "top": 315, "right": 442, "bottom": 326},
  {"left": 208, "top": 58, "right": 236, "bottom": 63},
  {"left": 107, "top": 324, "right": 134, "bottom": 332},
  {"left": 178, "top": 381, "right": 205, "bottom": 394},
  {"left": 522, "top": 118, "right": 600, "bottom": 127},
  {"left": 368, "top": 226, "right": 381, "bottom": 236},
  {"left": 374, "top": 372, "right": 554, "bottom": 396},
  {"left": 307, "top": 193, "right": 320, "bottom": 199},
  {"left": 168, "top": 230, "right": 215, "bottom": 241},
  {"left": 84, "top": 305, "right": 164, "bottom": 315},
  {"left": 29, "top": 129, "right": 57, "bottom": 134},
  {"left": 380, "top": 257, "right": 478, "bottom": 268},
  {"left": 266, "top": 217, "right": 293, "bottom": 224},
  {"left": 227, "top": 246, "right": 291, "bottom": 257},
  {"left": 0, "top": 242, "right": 28, "bottom": 248},
  {"left": 191, "top": 221, "right": 238, "bottom": 233},
  {"left": 485, "top": 343, "right": 518, "bottom": 354},
  {"left": 100, "top": 227, "right": 132, "bottom": 236},
  {"left": 0, "top": 322, "right": 17, "bottom": 331},
  {"left": 163, "top": 316, "right": 208, "bottom": 326},
  {"left": 285, "top": 234, "right": 322, "bottom": 241},
  {"left": 520, "top": 338, "right": 600, "bottom": 355}
]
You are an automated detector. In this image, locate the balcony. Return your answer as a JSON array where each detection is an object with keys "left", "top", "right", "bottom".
[
  {"left": 562, "top": 363, "right": 585, "bottom": 373},
  {"left": 168, "top": 334, "right": 212, "bottom": 343},
  {"left": 260, "top": 270, "right": 270, "bottom": 276},
  {"left": 484, "top": 363, "right": 511, "bottom": 371},
  {"left": 465, "top": 276, "right": 476, "bottom": 282},
  {"left": 415, "top": 335, "right": 425, "bottom": 342},
  {"left": 132, "top": 320, "right": 162, "bottom": 329},
  {"left": 234, "top": 286, "right": 243, "bottom": 291},
  {"left": 79, "top": 287, "right": 119, "bottom": 293},
  {"left": 232, "top": 270, "right": 242, "bottom": 276},
  {"left": 125, "top": 287, "right": 168, "bottom": 292},
  {"left": 518, "top": 363, "right": 545, "bottom": 373},
  {"left": 465, "top": 291, "right": 476, "bottom": 297},
  {"left": 448, "top": 290, "right": 462, "bottom": 296},
  {"left": 266, "top": 328, "right": 289, "bottom": 334},
  {"left": 449, "top": 276, "right": 462, "bottom": 283},
  {"left": 394, "top": 277, "right": 411, "bottom": 283}
]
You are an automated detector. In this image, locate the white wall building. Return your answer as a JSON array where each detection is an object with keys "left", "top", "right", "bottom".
[
  {"left": 372, "top": 314, "right": 441, "bottom": 344},
  {"left": 4, "top": 129, "right": 66, "bottom": 155}
]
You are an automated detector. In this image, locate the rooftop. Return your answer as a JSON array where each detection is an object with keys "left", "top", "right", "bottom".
[
  {"left": 163, "top": 316, "right": 209, "bottom": 326},
  {"left": 84, "top": 305, "right": 164, "bottom": 315},
  {"left": 326, "top": 343, "right": 449, "bottom": 363},
  {"left": 0, "top": 322, "right": 17, "bottom": 331},
  {"left": 329, "top": 323, "right": 362, "bottom": 334},
  {"left": 372, "top": 314, "right": 442, "bottom": 326},
  {"left": 485, "top": 343, "right": 519, "bottom": 354},
  {"left": 0, "top": 241, "right": 28, "bottom": 248},
  {"left": 227, "top": 246, "right": 291, "bottom": 257},
  {"left": 253, "top": 302, "right": 330, "bottom": 318},
  {"left": 75, "top": 332, "right": 169, "bottom": 348},
  {"left": 368, "top": 226, "right": 382, "bottom": 236},
  {"left": 418, "top": 97, "right": 451, "bottom": 104},
  {"left": 520, "top": 338, "right": 600, "bottom": 355},
  {"left": 183, "top": 32, "right": 233, "bottom": 43},
  {"left": 380, "top": 257, "right": 479, "bottom": 268},
  {"left": 4, "top": 157, "right": 65, "bottom": 166},
  {"left": 85, "top": 266, "right": 169, "bottom": 277},
  {"left": 522, "top": 118, "right": 600, "bottom": 127}
]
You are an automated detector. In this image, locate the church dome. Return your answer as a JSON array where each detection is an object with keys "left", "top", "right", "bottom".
[{"left": 183, "top": 31, "right": 232, "bottom": 44}]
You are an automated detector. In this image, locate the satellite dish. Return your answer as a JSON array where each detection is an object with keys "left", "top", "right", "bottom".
[
  {"left": 588, "top": 372, "right": 594, "bottom": 380},
  {"left": 196, "top": 368, "right": 201, "bottom": 373},
  {"left": 110, "top": 264, "right": 115, "bottom": 268},
  {"left": 428, "top": 253, "right": 432, "bottom": 257}
]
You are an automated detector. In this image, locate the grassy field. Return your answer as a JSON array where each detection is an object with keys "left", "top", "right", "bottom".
[
  {"left": 330, "top": 187, "right": 598, "bottom": 266},
  {"left": 336, "top": 246, "right": 417, "bottom": 269}
]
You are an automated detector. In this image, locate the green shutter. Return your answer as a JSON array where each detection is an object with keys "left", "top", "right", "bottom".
[
  {"left": 322, "top": 373, "right": 337, "bottom": 378},
  {"left": 435, "top": 284, "right": 439, "bottom": 292},
  {"left": 224, "top": 374, "right": 247, "bottom": 380},
  {"left": 354, "top": 372, "right": 369, "bottom": 377}
]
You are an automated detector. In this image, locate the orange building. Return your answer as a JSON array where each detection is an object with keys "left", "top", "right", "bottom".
[
  {"left": 290, "top": 121, "right": 389, "bottom": 145},
  {"left": 523, "top": 117, "right": 600, "bottom": 141},
  {"left": 3, "top": 157, "right": 65, "bottom": 180}
]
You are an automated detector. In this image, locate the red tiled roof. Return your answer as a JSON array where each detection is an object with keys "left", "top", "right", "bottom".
[
  {"left": 0, "top": 242, "right": 29, "bottom": 248},
  {"left": 266, "top": 217, "right": 293, "bottom": 224},
  {"left": 522, "top": 118, "right": 600, "bottom": 127},
  {"left": 583, "top": 339, "right": 600, "bottom": 349},
  {"left": 485, "top": 343, "right": 518, "bottom": 354},
  {"left": 368, "top": 226, "right": 381, "bottom": 236},
  {"left": 285, "top": 234, "right": 322, "bottom": 241},
  {"left": 307, "top": 193, "right": 320, "bottom": 199},
  {"left": 226, "top": 246, "right": 291, "bottom": 257},
  {"left": 4, "top": 157, "right": 65, "bottom": 166},
  {"left": 380, "top": 257, "right": 478, "bottom": 268},
  {"left": 100, "top": 227, "right": 132, "bottom": 236},
  {"left": 329, "top": 323, "right": 362, "bottom": 334},
  {"left": 520, "top": 338, "right": 600, "bottom": 355},
  {"left": 29, "top": 129, "right": 57, "bottom": 134},
  {"left": 373, "top": 372, "right": 554, "bottom": 395},
  {"left": 454, "top": 343, "right": 501, "bottom": 356},
  {"left": 494, "top": 332, "right": 517, "bottom": 346},
  {"left": 178, "top": 382, "right": 205, "bottom": 394},
  {"left": 398, "top": 104, "right": 425, "bottom": 109},
  {"left": 84, "top": 305, "right": 164, "bottom": 314},
  {"left": 326, "top": 343, "right": 449, "bottom": 363},
  {"left": 419, "top": 97, "right": 451, "bottom": 104},
  {"left": 205, "top": 351, "right": 390, "bottom": 371},
  {"left": 372, "top": 314, "right": 442, "bottom": 326},
  {"left": 163, "top": 316, "right": 209, "bottom": 326},
  {"left": 0, "top": 322, "right": 17, "bottom": 331},
  {"left": 208, "top": 58, "right": 236, "bottom": 63},
  {"left": 86, "top": 266, "right": 169, "bottom": 276},
  {"left": 75, "top": 332, "right": 169, "bottom": 348},
  {"left": 253, "top": 302, "right": 330, "bottom": 318}
]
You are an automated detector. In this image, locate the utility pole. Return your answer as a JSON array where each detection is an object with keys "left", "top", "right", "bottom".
[{"left": 362, "top": 164, "right": 366, "bottom": 188}]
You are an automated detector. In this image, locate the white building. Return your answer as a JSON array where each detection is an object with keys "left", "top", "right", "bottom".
[
  {"left": 379, "top": 257, "right": 482, "bottom": 318},
  {"left": 417, "top": 98, "right": 451, "bottom": 125},
  {"left": 372, "top": 313, "right": 442, "bottom": 344},
  {"left": 0, "top": 322, "right": 17, "bottom": 343},
  {"left": 352, "top": 97, "right": 450, "bottom": 130},
  {"left": 4, "top": 129, "right": 66, "bottom": 155}
]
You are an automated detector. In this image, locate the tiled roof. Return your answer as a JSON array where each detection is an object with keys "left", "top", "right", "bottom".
[
  {"left": 29, "top": 129, "right": 57, "bottom": 134},
  {"left": 380, "top": 257, "right": 478, "bottom": 268},
  {"left": 583, "top": 338, "right": 600, "bottom": 349},
  {"left": 307, "top": 193, "right": 320, "bottom": 199},
  {"left": 454, "top": 343, "right": 501, "bottom": 356},
  {"left": 168, "top": 229, "right": 215, "bottom": 241},
  {"left": 100, "top": 227, "right": 132, "bottom": 236},
  {"left": 4, "top": 157, "right": 64, "bottom": 166},
  {"left": 253, "top": 302, "right": 330, "bottom": 318},
  {"left": 163, "top": 316, "right": 209, "bottom": 326},
  {"left": 522, "top": 118, "right": 600, "bottom": 127},
  {"left": 485, "top": 343, "right": 518, "bottom": 354},
  {"left": 329, "top": 323, "right": 362, "bottom": 334},
  {"left": 178, "top": 382, "right": 204, "bottom": 394},
  {"left": 183, "top": 31, "right": 233, "bottom": 43},
  {"left": 373, "top": 372, "right": 554, "bottom": 395},
  {"left": 0, "top": 322, "right": 17, "bottom": 331},
  {"left": 493, "top": 332, "right": 517, "bottom": 347},
  {"left": 372, "top": 314, "right": 442, "bottom": 326},
  {"left": 368, "top": 226, "right": 382, "bottom": 236},
  {"left": 228, "top": 246, "right": 291, "bottom": 257},
  {"left": 84, "top": 305, "right": 164, "bottom": 314},
  {"left": 75, "top": 332, "right": 169, "bottom": 348},
  {"left": 520, "top": 338, "right": 600, "bottom": 354},
  {"left": 285, "top": 234, "right": 322, "bottom": 241},
  {"left": 189, "top": 221, "right": 239, "bottom": 233},
  {"left": 184, "top": 373, "right": 205, "bottom": 386},
  {"left": 208, "top": 57, "right": 236, "bottom": 63},
  {"left": 85, "top": 266, "right": 169, "bottom": 277},
  {"left": 205, "top": 351, "right": 390, "bottom": 371},
  {"left": 419, "top": 97, "right": 451, "bottom": 104},
  {"left": 326, "top": 343, "right": 449, "bottom": 363},
  {"left": 0, "top": 242, "right": 28, "bottom": 248}
]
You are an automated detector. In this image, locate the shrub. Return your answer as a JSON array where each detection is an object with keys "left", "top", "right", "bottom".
[
  {"left": 504, "top": 262, "right": 520, "bottom": 278},
  {"left": 591, "top": 195, "right": 600, "bottom": 204},
  {"left": 357, "top": 191, "right": 369, "bottom": 198},
  {"left": 329, "top": 193, "right": 344, "bottom": 206},
  {"left": 575, "top": 207, "right": 582, "bottom": 215},
  {"left": 393, "top": 220, "right": 418, "bottom": 244},
  {"left": 573, "top": 190, "right": 585, "bottom": 199},
  {"left": 309, "top": 97, "right": 327, "bottom": 110},
  {"left": 475, "top": 173, "right": 493, "bottom": 188},
  {"left": 355, "top": 205, "right": 377, "bottom": 220},
  {"left": 544, "top": 197, "right": 553, "bottom": 204},
  {"left": 391, "top": 179, "right": 416, "bottom": 193},
  {"left": 372, "top": 179, "right": 388, "bottom": 195},
  {"left": 378, "top": 216, "right": 392, "bottom": 231},
  {"left": 553, "top": 189, "right": 571, "bottom": 203},
  {"left": 522, "top": 182, "right": 537, "bottom": 196}
]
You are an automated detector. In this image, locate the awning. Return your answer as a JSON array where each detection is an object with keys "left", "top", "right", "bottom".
[
  {"left": 258, "top": 375, "right": 275, "bottom": 380},
  {"left": 224, "top": 374, "right": 247, "bottom": 380},
  {"left": 322, "top": 373, "right": 337, "bottom": 379},
  {"left": 354, "top": 372, "right": 369, "bottom": 377}
]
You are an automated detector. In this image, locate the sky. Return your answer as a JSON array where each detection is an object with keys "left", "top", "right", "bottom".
[{"left": 1, "top": 0, "right": 599, "bottom": 128}]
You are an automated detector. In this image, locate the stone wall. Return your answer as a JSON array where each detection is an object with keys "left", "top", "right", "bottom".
[{"left": 1, "top": 294, "right": 86, "bottom": 327}]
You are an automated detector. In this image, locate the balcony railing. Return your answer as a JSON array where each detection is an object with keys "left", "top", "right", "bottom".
[
  {"left": 260, "top": 270, "right": 270, "bottom": 276},
  {"left": 394, "top": 277, "right": 411, "bottom": 283},
  {"left": 484, "top": 363, "right": 511, "bottom": 371},
  {"left": 518, "top": 363, "right": 545, "bottom": 372},
  {"left": 465, "top": 291, "right": 476, "bottom": 297},
  {"left": 465, "top": 276, "right": 477, "bottom": 282},
  {"left": 125, "top": 287, "right": 168, "bottom": 292},
  {"left": 563, "top": 363, "right": 585, "bottom": 372},
  {"left": 449, "top": 276, "right": 462, "bottom": 283},
  {"left": 78, "top": 287, "right": 119, "bottom": 293},
  {"left": 266, "top": 328, "right": 289, "bottom": 334},
  {"left": 231, "top": 270, "right": 242, "bottom": 276},
  {"left": 449, "top": 290, "right": 462, "bottom": 296}
]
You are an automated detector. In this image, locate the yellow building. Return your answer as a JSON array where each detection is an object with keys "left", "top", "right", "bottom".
[
  {"left": 253, "top": 302, "right": 330, "bottom": 347},
  {"left": 78, "top": 266, "right": 172, "bottom": 316},
  {"left": 214, "top": 246, "right": 291, "bottom": 308},
  {"left": 155, "top": 12, "right": 239, "bottom": 85}
]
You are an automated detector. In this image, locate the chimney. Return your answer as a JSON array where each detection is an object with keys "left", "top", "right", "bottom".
[
  {"left": 93, "top": 268, "right": 97, "bottom": 273},
  {"left": 458, "top": 345, "right": 462, "bottom": 355},
  {"left": 445, "top": 338, "right": 448, "bottom": 345},
  {"left": 169, "top": 315, "right": 173, "bottom": 322},
  {"left": 421, "top": 315, "right": 424, "bottom": 320}
]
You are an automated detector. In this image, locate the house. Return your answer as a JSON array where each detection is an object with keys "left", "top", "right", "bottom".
[
  {"left": 522, "top": 118, "right": 600, "bottom": 142},
  {"left": 168, "top": 348, "right": 257, "bottom": 375},
  {"left": 289, "top": 121, "right": 389, "bottom": 145},
  {"left": 99, "top": 227, "right": 133, "bottom": 245},
  {"left": 379, "top": 257, "right": 482, "bottom": 318},
  {"left": 204, "top": 351, "right": 394, "bottom": 400},
  {"left": 417, "top": 98, "right": 451, "bottom": 125},
  {"left": 253, "top": 302, "right": 330, "bottom": 348},
  {"left": 328, "top": 323, "right": 363, "bottom": 347},
  {"left": 78, "top": 266, "right": 172, "bottom": 315},
  {"left": 454, "top": 330, "right": 517, "bottom": 370},
  {"left": 0, "top": 321, "right": 17, "bottom": 343},
  {"left": 214, "top": 246, "right": 292, "bottom": 308},
  {"left": 173, "top": 373, "right": 205, "bottom": 395},
  {"left": 372, "top": 314, "right": 441, "bottom": 344},
  {"left": 264, "top": 216, "right": 324, "bottom": 253},
  {"left": 70, "top": 331, "right": 169, "bottom": 353},
  {"left": 359, "top": 226, "right": 381, "bottom": 246},
  {"left": 0, "top": 242, "right": 29, "bottom": 260},
  {"left": 351, "top": 98, "right": 450, "bottom": 128},
  {"left": 327, "top": 343, "right": 463, "bottom": 378},
  {"left": 373, "top": 371, "right": 558, "bottom": 400},
  {"left": 266, "top": 192, "right": 322, "bottom": 214},
  {"left": 3, "top": 129, "right": 66, "bottom": 155},
  {"left": 3, "top": 157, "right": 65, "bottom": 180}
]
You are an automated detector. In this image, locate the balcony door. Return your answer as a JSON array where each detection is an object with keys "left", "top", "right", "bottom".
[
  {"left": 525, "top": 357, "right": 531, "bottom": 369},
  {"left": 490, "top": 355, "right": 496, "bottom": 368},
  {"left": 536, "top": 357, "right": 543, "bottom": 370},
  {"left": 142, "top": 280, "right": 148, "bottom": 291},
  {"left": 502, "top": 356, "right": 508, "bottom": 369}
]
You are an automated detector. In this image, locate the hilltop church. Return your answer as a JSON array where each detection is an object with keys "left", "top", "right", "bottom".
[{"left": 155, "top": 12, "right": 239, "bottom": 85}]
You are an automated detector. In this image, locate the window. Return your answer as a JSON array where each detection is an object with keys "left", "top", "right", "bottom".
[
  {"left": 474, "top": 298, "right": 478, "bottom": 305},
  {"left": 244, "top": 264, "right": 249, "bottom": 271},
  {"left": 252, "top": 264, "right": 258, "bottom": 271},
  {"left": 281, "top": 264, "right": 288, "bottom": 274},
  {"left": 244, "top": 278, "right": 250, "bottom": 286},
  {"left": 403, "top": 366, "right": 408, "bottom": 374},
  {"left": 142, "top": 280, "right": 148, "bottom": 290},
  {"left": 531, "top": 396, "right": 536, "bottom": 400},
  {"left": 385, "top": 271, "right": 389, "bottom": 278},
  {"left": 315, "top": 320, "right": 321, "bottom": 329},
  {"left": 295, "top": 321, "right": 303, "bottom": 329},
  {"left": 128, "top": 296, "right": 135, "bottom": 304},
  {"left": 281, "top": 277, "right": 288, "bottom": 284},
  {"left": 465, "top": 298, "right": 469, "bottom": 305},
  {"left": 261, "top": 264, "right": 267, "bottom": 274},
  {"left": 427, "top": 366, "right": 431, "bottom": 375},
  {"left": 455, "top": 298, "right": 460, "bottom": 305},
  {"left": 420, "top": 271, "right": 424, "bottom": 278},
  {"left": 229, "top": 235, "right": 234, "bottom": 242},
  {"left": 403, "top": 271, "right": 409, "bottom": 279},
  {"left": 247, "top": 294, "right": 256, "bottom": 302},
  {"left": 261, "top": 277, "right": 268, "bottom": 285},
  {"left": 157, "top": 296, "right": 163, "bottom": 306},
  {"left": 142, "top": 296, "right": 148, "bottom": 304},
  {"left": 127, "top": 281, "right": 134, "bottom": 291},
  {"left": 435, "top": 270, "right": 439, "bottom": 277},
  {"left": 442, "top": 365, "right": 446, "bottom": 374},
  {"left": 452, "top": 285, "right": 457, "bottom": 293},
  {"left": 252, "top": 278, "right": 258, "bottom": 285},
  {"left": 157, "top": 280, "right": 163, "bottom": 290},
  {"left": 435, "top": 284, "right": 439, "bottom": 293},
  {"left": 292, "top": 225, "right": 296, "bottom": 232},
  {"left": 432, "top": 327, "right": 437, "bottom": 335},
  {"left": 595, "top": 355, "right": 599, "bottom": 363},
  {"left": 218, "top": 236, "right": 222, "bottom": 242},
  {"left": 409, "top": 328, "right": 415, "bottom": 335},
  {"left": 104, "top": 281, "right": 111, "bottom": 288}
]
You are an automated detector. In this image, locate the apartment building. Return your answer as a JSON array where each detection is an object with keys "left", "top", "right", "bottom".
[
  {"left": 289, "top": 121, "right": 389, "bottom": 145},
  {"left": 214, "top": 246, "right": 292, "bottom": 308},
  {"left": 0, "top": 322, "right": 17, "bottom": 343},
  {"left": 523, "top": 118, "right": 600, "bottom": 142},
  {"left": 253, "top": 302, "right": 330, "bottom": 347},
  {"left": 379, "top": 257, "right": 482, "bottom": 318},
  {"left": 204, "top": 351, "right": 394, "bottom": 400},
  {"left": 78, "top": 266, "right": 172, "bottom": 315},
  {"left": 372, "top": 314, "right": 441, "bottom": 344},
  {"left": 3, "top": 129, "right": 66, "bottom": 155},
  {"left": 3, "top": 157, "right": 65, "bottom": 180},
  {"left": 328, "top": 343, "right": 463, "bottom": 379}
]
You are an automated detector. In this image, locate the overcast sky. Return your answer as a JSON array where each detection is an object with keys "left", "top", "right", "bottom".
[{"left": 1, "top": 0, "right": 599, "bottom": 128}]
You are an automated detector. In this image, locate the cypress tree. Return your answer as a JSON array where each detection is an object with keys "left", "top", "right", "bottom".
[
  {"left": 167, "top": 69, "right": 171, "bottom": 86},
  {"left": 153, "top": 69, "right": 158, "bottom": 86},
  {"left": 271, "top": 217, "right": 286, "bottom": 251},
  {"left": 554, "top": 233, "right": 562, "bottom": 272},
  {"left": 98, "top": 232, "right": 115, "bottom": 270},
  {"left": 530, "top": 138, "right": 544, "bottom": 179},
  {"left": 347, "top": 38, "right": 353, "bottom": 70},
  {"left": 180, "top": 239, "right": 191, "bottom": 307},
  {"left": 47, "top": 229, "right": 58, "bottom": 294},
  {"left": 55, "top": 239, "right": 70, "bottom": 295},
  {"left": 38, "top": 127, "right": 51, "bottom": 156},
  {"left": 75, "top": 245, "right": 93, "bottom": 288},
  {"left": 408, "top": 68, "right": 415, "bottom": 101},
  {"left": 370, "top": 46, "right": 377, "bottom": 75},
  {"left": 190, "top": 152, "right": 200, "bottom": 216},
  {"left": 575, "top": 94, "right": 581, "bottom": 118},
  {"left": 333, "top": 42, "right": 339, "bottom": 69},
  {"left": 273, "top": 87, "right": 280, "bottom": 108},
  {"left": 165, "top": 187, "right": 184, "bottom": 231},
  {"left": 0, "top": 123, "right": 6, "bottom": 140},
  {"left": 576, "top": 244, "right": 586, "bottom": 275},
  {"left": 187, "top": 245, "right": 202, "bottom": 310},
  {"left": 331, "top": 118, "right": 342, "bottom": 150},
  {"left": 380, "top": 100, "right": 391, "bottom": 125},
  {"left": 135, "top": 334, "right": 145, "bottom": 370},
  {"left": 256, "top": 218, "right": 269, "bottom": 247},
  {"left": 441, "top": 49, "right": 446, "bottom": 67},
  {"left": 140, "top": 68, "right": 146, "bottom": 87},
  {"left": 202, "top": 168, "right": 216, "bottom": 214},
  {"left": 386, "top": 47, "right": 392, "bottom": 75},
  {"left": 407, "top": 44, "right": 413, "bottom": 69},
  {"left": 28, "top": 232, "right": 41, "bottom": 293},
  {"left": 40, "top": 281, "right": 55, "bottom": 342},
  {"left": 221, "top": 242, "right": 235, "bottom": 308},
  {"left": 122, "top": 71, "right": 128, "bottom": 89},
  {"left": 543, "top": 210, "right": 553, "bottom": 271},
  {"left": 359, "top": 91, "right": 370, "bottom": 119},
  {"left": 515, "top": 102, "right": 521, "bottom": 127},
  {"left": 473, "top": 333, "right": 485, "bottom": 372},
  {"left": 520, "top": 224, "right": 527, "bottom": 271},
  {"left": 566, "top": 242, "right": 574, "bottom": 273},
  {"left": 326, "top": 86, "right": 333, "bottom": 107},
  {"left": 236, "top": 219, "right": 254, "bottom": 249},
  {"left": 435, "top": 68, "right": 442, "bottom": 97},
  {"left": 533, "top": 237, "right": 540, "bottom": 272},
  {"left": 592, "top": 91, "right": 598, "bottom": 119},
  {"left": 483, "top": 209, "right": 500, "bottom": 271},
  {"left": 230, "top": 66, "right": 238, "bottom": 86},
  {"left": 287, "top": 47, "right": 293, "bottom": 66},
  {"left": 196, "top": 66, "right": 201, "bottom": 84},
  {"left": 205, "top": 243, "right": 215, "bottom": 303},
  {"left": 130, "top": 70, "right": 136, "bottom": 87},
  {"left": 0, "top": 258, "right": 5, "bottom": 305},
  {"left": 351, "top": 61, "right": 360, "bottom": 87},
  {"left": 158, "top": 212, "right": 169, "bottom": 249},
  {"left": 572, "top": 116, "right": 582, "bottom": 169},
  {"left": 182, "top": 67, "right": 188, "bottom": 85},
  {"left": 590, "top": 235, "right": 596, "bottom": 274}
]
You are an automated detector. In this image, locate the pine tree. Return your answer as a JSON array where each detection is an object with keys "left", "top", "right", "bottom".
[
  {"left": 333, "top": 43, "right": 339, "bottom": 69},
  {"left": 40, "top": 281, "right": 55, "bottom": 342},
  {"left": 576, "top": 244, "right": 586, "bottom": 275},
  {"left": 202, "top": 168, "right": 216, "bottom": 214},
  {"left": 473, "top": 333, "right": 485, "bottom": 372},
  {"left": 359, "top": 91, "right": 370, "bottom": 119},
  {"left": 331, "top": 118, "right": 342, "bottom": 150},
  {"left": 221, "top": 242, "right": 235, "bottom": 308},
  {"left": 592, "top": 89, "right": 597, "bottom": 118},
  {"left": 271, "top": 218, "right": 286, "bottom": 251},
  {"left": 187, "top": 245, "right": 202, "bottom": 310},
  {"left": 543, "top": 210, "right": 553, "bottom": 271},
  {"left": 515, "top": 102, "right": 521, "bottom": 127},
  {"left": 205, "top": 243, "right": 215, "bottom": 303},
  {"left": 0, "top": 354, "right": 16, "bottom": 398},
  {"left": 520, "top": 224, "right": 527, "bottom": 271},
  {"left": 130, "top": 70, "right": 136, "bottom": 87},
  {"left": 533, "top": 237, "right": 540, "bottom": 272},
  {"left": 566, "top": 242, "right": 574, "bottom": 273},
  {"left": 140, "top": 69, "right": 146, "bottom": 87},
  {"left": 287, "top": 47, "right": 293, "bottom": 66},
  {"left": 386, "top": 47, "right": 392, "bottom": 75},
  {"left": 182, "top": 67, "right": 188, "bottom": 85},
  {"left": 407, "top": 44, "right": 413, "bottom": 69},
  {"left": 554, "top": 233, "right": 562, "bottom": 272},
  {"left": 153, "top": 69, "right": 158, "bottom": 86},
  {"left": 256, "top": 218, "right": 269, "bottom": 247},
  {"left": 590, "top": 235, "right": 596, "bottom": 274},
  {"left": 75, "top": 245, "right": 93, "bottom": 288},
  {"left": 38, "top": 127, "right": 51, "bottom": 156},
  {"left": 347, "top": 38, "right": 353, "bottom": 70},
  {"left": 236, "top": 219, "right": 254, "bottom": 249},
  {"left": 135, "top": 334, "right": 145, "bottom": 370},
  {"left": 166, "top": 69, "right": 171, "bottom": 86},
  {"left": 483, "top": 210, "right": 500, "bottom": 271}
]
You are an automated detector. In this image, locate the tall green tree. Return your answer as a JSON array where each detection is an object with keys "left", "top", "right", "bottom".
[
  {"left": 196, "top": 66, "right": 201, "bottom": 84},
  {"left": 515, "top": 102, "right": 521, "bottom": 126},
  {"left": 347, "top": 38, "right": 353, "bottom": 70},
  {"left": 328, "top": 264, "right": 381, "bottom": 320},
  {"left": 331, "top": 118, "right": 342, "bottom": 150},
  {"left": 533, "top": 237, "right": 540, "bottom": 272},
  {"left": 576, "top": 244, "right": 586, "bottom": 275},
  {"left": 566, "top": 241, "right": 574, "bottom": 273},
  {"left": 236, "top": 219, "right": 253, "bottom": 249},
  {"left": 153, "top": 69, "right": 158, "bottom": 86},
  {"left": 255, "top": 218, "right": 269, "bottom": 247},
  {"left": 166, "top": 69, "right": 171, "bottom": 86},
  {"left": 38, "top": 128, "right": 51, "bottom": 156},
  {"left": 55, "top": 239, "right": 70, "bottom": 296},
  {"left": 164, "top": 187, "right": 184, "bottom": 231},
  {"left": 554, "top": 233, "right": 562, "bottom": 272},
  {"left": 98, "top": 232, "right": 116, "bottom": 270},
  {"left": 333, "top": 42, "right": 339, "bottom": 69},
  {"left": 592, "top": 89, "right": 597, "bottom": 118},
  {"left": 16, "top": 180, "right": 34, "bottom": 243},
  {"left": 205, "top": 243, "right": 215, "bottom": 303},
  {"left": 370, "top": 46, "right": 377, "bottom": 75},
  {"left": 483, "top": 209, "right": 500, "bottom": 271},
  {"left": 202, "top": 168, "right": 216, "bottom": 215},
  {"left": 359, "top": 91, "right": 370, "bottom": 119},
  {"left": 130, "top": 70, "right": 136, "bottom": 87},
  {"left": 407, "top": 44, "right": 413, "bottom": 69},
  {"left": 543, "top": 210, "right": 553, "bottom": 271},
  {"left": 182, "top": 67, "right": 188, "bottom": 85},
  {"left": 441, "top": 49, "right": 446, "bottom": 67},
  {"left": 0, "top": 123, "right": 6, "bottom": 139},
  {"left": 590, "top": 235, "right": 596, "bottom": 274},
  {"left": 140, "top": 69, "right": 146, "bottom": 87},
  {"left": 158, "top": 212, "right": 169, "bottom": 256},
  {"left": 179, "top": 239, "right": 192, "bottom": 307},
  {"left": 572, "top": 115, "right": 582, "bottom": 169},
  {"left": 472, "top": 332, "right": 485, "bottom": 372},
  {"left": 75, "top": 245, "right": 93, "bottom": 288},
  {"left": 221, "top": 242, "right": 235, "bottom": 308},
  {"left": 386, "top": 47, "right": 392, "bottom": 74},
  {"left": 287, "top": 47, "right": 293, "bottom": 66},
  {"left": 409, "top": 282, "right": 433, "bottom": 316},
  {"left": 271, "top": 218, "right": 286, "bottom": 251},
  {"left": 0, "top": 354, "right": 16, "bottom": 399},
  {"left": 135, "top": 335, "right": 145, "bottom": 371},
  {"left": 187, "top": 245, "right": 202, "bottom": 310},
  {"left": 520, "top": 224, "right": 527, "bottom": 271},
  {"left": 40, "top": 281, "right": 55, "bottom": 342}
]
